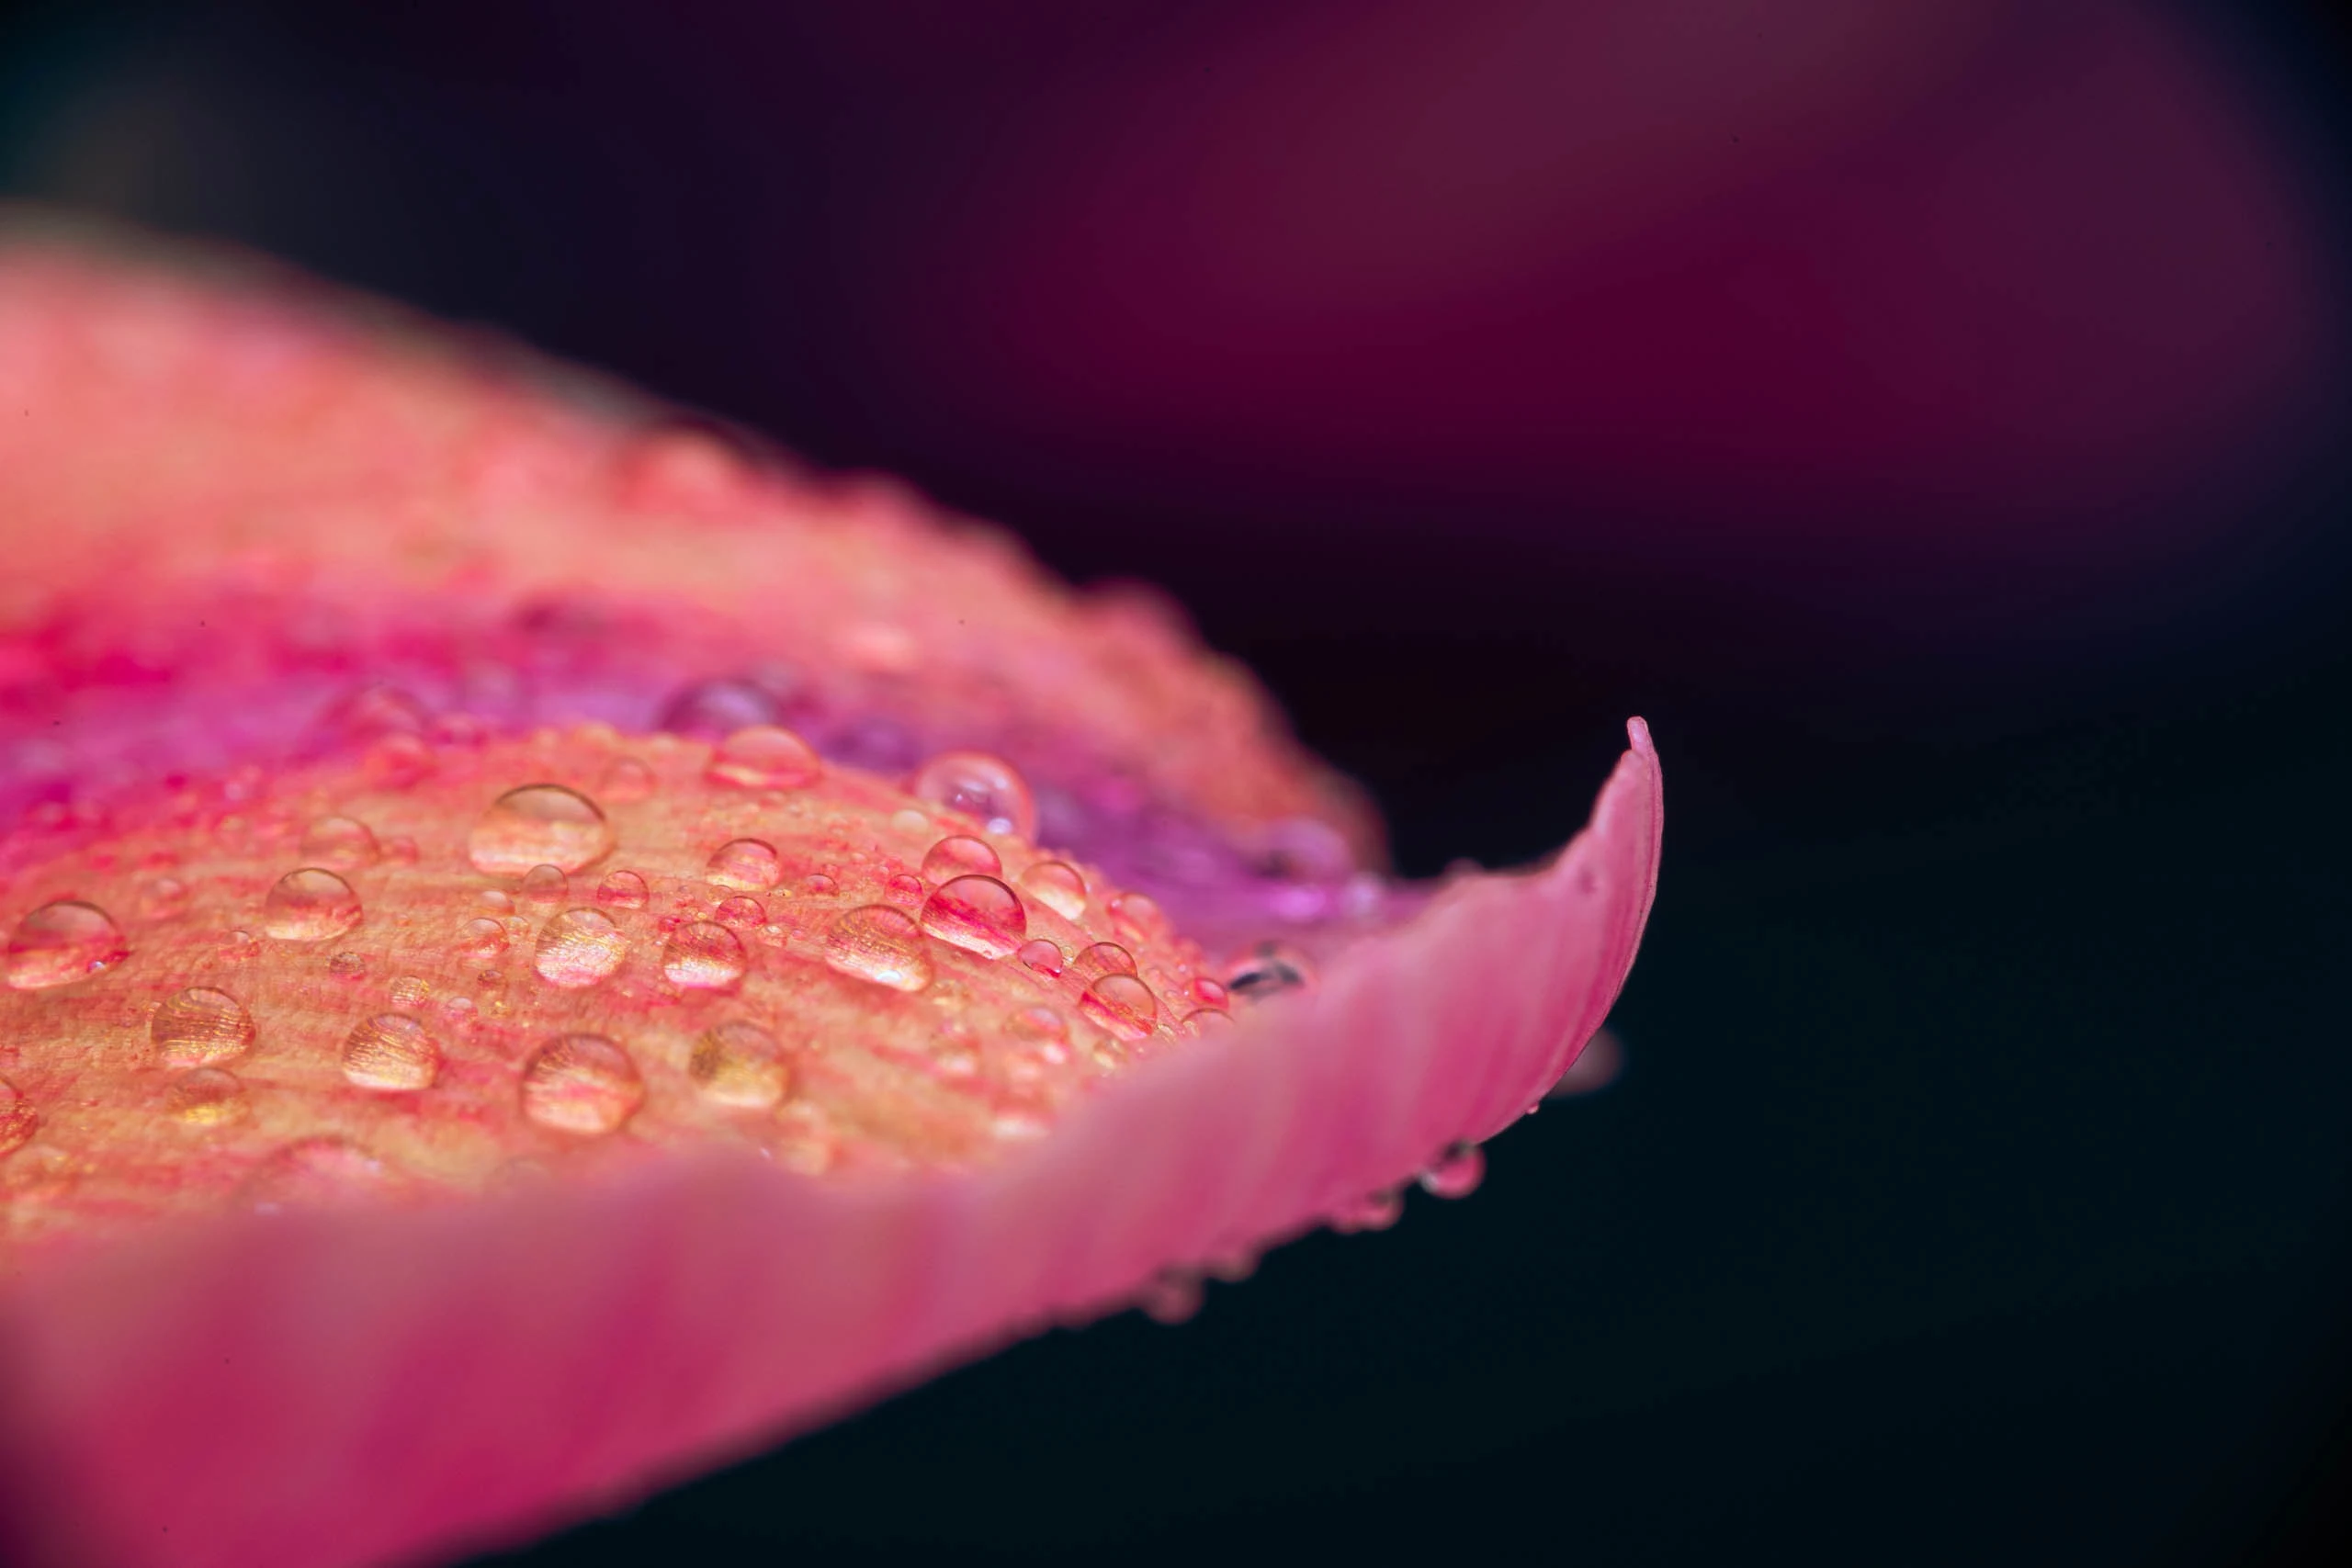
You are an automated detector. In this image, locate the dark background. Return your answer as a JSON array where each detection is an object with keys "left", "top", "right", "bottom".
[{"left": 5, "top": 3, "right": 2350, "bottom": 1562}]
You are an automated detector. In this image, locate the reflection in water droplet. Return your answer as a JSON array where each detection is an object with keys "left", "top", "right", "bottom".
[
  {"left": 520, "top": 864, "right": 570, "bottom": 907},
  {"left": 909, "top": 751, "right": 1036, "bottom": 838},
  {"left": 663, "top": 920, "right": 748, "bottom": 990},
  {"left": 300, "top": 815, "right": 379, "bottom": 870},
  {"left": 884, "top": 874, "right": 925, "bottom": 908},
  {"left": 599, "top": 755, "right": 658, "bottom": 802},
  {"left": 342, "top": 1013, "right": 441, "bottom": 1091},
  {"left": 921, "top": 874, "right": 1027, "bottom": 960},
  {"left": 1182, "top": 1010, "right": 1237, "bottom": 1035},
  {"left": 715, "top": 896, "right": 764, "bottom": 929},
  {"left": 533, "top": 908, "right": 628, "bottom": 987},
  {"left": 690, "top": 1021, "right": 790, "bottom": 1108},
  {"left": 1418, "top": 1143, "right": 1486, "bottom": 1200},
  {"left": 803, "top": 873, "right": 838, "bottom": 897},
  {"left": 1018, "top": 860, "right": 1088, "bottom": 919},
  {"left": 1192, "top": 976, "right": 1231, "bottom": 1010},
  {"left": 1007, "top": 1005, "right": 1067, "bottom": 1043},
  {"left": 244, "top": 1138, "right": 398, "bottom": 1212},
  {"left": 6, "top": 900, "right": 130, "bottom": 989},
  {"left": 220, "top": 929, "right": 260, "bottom": 961},
  {"left": 164, "top": 1067, "right": 247, "bottom": 1125},
  {"left": 263, "top": 868, "right": 362, "bottom": 942},
  {"left": 1108, "top": 891, "right": 1167, "bottom": 944},
  {"left": 1018, "top": 938, "right": 1064, "bottom": 976},
  {"left": 662, "top": 678, "right": 779, "bottom": 740},
  {"left": 384, "top": 835, "right": 419, "bottom": 866},
  {"left": 469, "top": 784, "right": 615, "bottom": 875},
  {"left": 707, "top": 725, "right": 821, "bottom": 790},
  {"left": 825, "top": 904, "right": 933, "bottom": 991},
  {"left": 390, "top": 975, "right": 433, "bottom": 1009},
  {"left": 707, "top": 838, "right": 783, "bottom": 890},
  {"left": 151, "top": 986, "right": 258, "bottom": 1066},
  {"left": 0, "top": 1077, "right": 37, "bottom": 1155},
  {"left": 595, "top": 869, "right": 650, "bottom": 908},
  {"left": 137, "top": 877, "right": 190, "bottom": 922},
  {"left": 1072, "top": 942, "right": 1136, "bottom": 982},
  {"left": 1227, "top": 942, "right": 1315, "bottom": 1003},
  {"left": 521, "top": 1034, "right": 644, "bottom": 1134},
  {"left": 922, "top": 835, "right": 1001, "bottom": 884},
  {"left": 1080, "top": 973, "right": 1159, "bottom": 1041},
  {"left": 457, "top": 917, "right": 508, "bottom": 961}
]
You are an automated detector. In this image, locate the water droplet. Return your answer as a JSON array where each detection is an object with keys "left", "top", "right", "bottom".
[
  {"left": 922, "top": 835, "right": 1002, "bottom": 883},
  {"left": 136, "top": 876, "right": 191, "bottom": 922},
  {"left": 910, "top": 751, "right": 1035, "bottom": 838},
  {"left": 715, "top": 896, "right": 765, "bottom": 928},
  {"left": 164, "top": 1067, "right": 247, "bottom": 1125},
  {"left": 884, "top": 873, "right": 926, "bottom": 908},
  {"left": 662, "top": 678, "right": 779, "bottom": 739},
  {"left": 1018, "top": 860, "right": 1088, "bottom": 919},
  {"left": 364, "top": 733, "right": 437, "bottom": 790},
  {"left": 920, "top": 874, "right": 1027, "bottom": 960},
  {"left": 521, "top": 1033, "right": 644, "bottom": 1134},
  {"left": 707, "top": 837, "right": 782, "bottom": 890},
  {"left": 339, "top": 1013, "right": 440, "bottom": 1091},
  {"left": 300, "top": 815, "right": 379, "bottom": 870},
  {"left": 663, "top": 920, "right": 748, "bottom": 990},
  {"left": 595, "top": 869, "right": 650, "bottom": 908},
  {"left": 1137, "top": 1270, "right": 1204, "bottom": 1325},
  {"left": 220, "top": 929, "right": 260, "bottom": 961},
  {"left": 1227, "top": 941, "right": 1314, "bottom": 1002},
  {"left": 803, "top": 873, "right": 837, "bottom": 897},
  {"left": 1018, "top": 938, "right": 1065, "bottom": 976},
  {"left": 1192, "top": 976, "right": 1231, "bottom": 1010},
  {"left": 519, "top": 863, "right": 570, "bottom": 907},
  {"left": 1182, "top": 1010, "right": 1237, "bottom": 1035},
  {"left": 327, "top": 951, "right": 367, "bottom": 982},
  {"left": 1331, "top": 1188, "right": 1404, "bottom": 1233},
  {"left": 598, "top": 755, "right": 658, "bottom": 802},
  {"left": 1108, "top": 891, "right": 1167, "bottom": 944},
  {"left": 1007, "top": 1005, "right": 1068, "bottom": 1043},
  {"left": 151, "top": 987, "right": 257, "bottom": 1067},
  {"left": 262, "top": 868, "right": 362, "bottom": 942},
  {"left": 389, "top": 975, "right": 433, "bottom": 1009},
  {"left": 1072, "top": 942, "right": 1137, "bottom": 982},
  {"left": 533, "top": 908, "right": 628, "bottom": 987},
  {"left": 1080, "top": 973, "right": 1158, "bottom": 1041},
  {"left": 689, "top": 1021, "right": 789, "bottom": 1108},
  {"left": 384, "top": 835, "right": 419, "bottom": 865},
  {"left": 244, "top": 1138, "right": 398, "bottom": 1211},
  {"left": 1418, "top": 1143, "right": 1486, "bottom": 1200},
  {"left": 890, "top": 807, "right": 932, "bottom": 836},
  {"left": 824, "top": 904, "right": 933, "bottom": 991},
  {"left": 707, "top": 725, "right": 821, "bottom": 790},
  {"left": 456, "top": 917, "right": 508, "bottom": 961},
  {"left": 469, "top": 784, "right": 615, "bottom": 875},
  {"left": 0, "top": 1077, "right": 37, "bottom": 1155},
  {"left": 5, "top": 900, "right": 129, "bottom": 989},
  {"left": 477, "top": 888, "right": 516, "bottom": 916}
]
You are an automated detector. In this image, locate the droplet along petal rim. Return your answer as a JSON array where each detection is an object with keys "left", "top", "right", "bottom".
[{"left": 0, "top": 724, "right": 1658, "bottom": 1568}]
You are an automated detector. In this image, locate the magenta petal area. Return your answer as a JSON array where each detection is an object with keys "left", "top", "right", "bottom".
[{"left": 0, "top": 723, "right": 1659, "bottom": 1568}]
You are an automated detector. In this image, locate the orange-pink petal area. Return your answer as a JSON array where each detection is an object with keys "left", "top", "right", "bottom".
[{"left": 0, "top": 724, "right": 1657, "bottom": 1568}]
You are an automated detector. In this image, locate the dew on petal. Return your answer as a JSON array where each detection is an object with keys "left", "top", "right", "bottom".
[
  {"left": 532, "top": 908, "right": 628, "bottom": 987},
  {"left": 1108, "top": 891, "right": 1167, "bottom": 944},
  {"left": 920, "top": 874, "right": 1027, "bottom": 960},
  {"left": 707, "top": 837, "right": 783, "bottom": 890},
  {"left": 262, "top": 868, "right": 362, "bottom": 942},
  {"left": 1192, "top": 976, "right": 1231, "bottom": 1011},
  {"left": 598, "top": 755, "right": 659, "bottom": 803},
  {"left": 164, "top": 1068, "right": 246, "bottom": 1126},
  {"left": 1332, "top": 1188, "right": 1405, "bottom": 1233},
  {"left": 383, "top": 834, "right": 420, "bottom": 865},
  {"left": 363, "top": 734, "right": 437, "bottom": 791},
  {"left": 662, "top": 678, "right": 779, "bottom": 740},
  {"left": 714, "top": 896, "right": 764, "bottom": 929},
  {"left": 468, "top": 784, "right": 615, "bottom": 875},
  {"left": 1017, "top": 938, "right": 1064, "bottom": 976},
  {"left": 1018, "top": 859, "right": 1088, "bottom": 919},
  {"left": 456, "top": 917, "right": 508, "bottom": 962},
  {"left": 1080, "top": 972, "right": 1158, "bottom": 1041},
  {"left": 326, "top": 952, "right": 367, "bottom": 982},
  {"left": 689, "top": 1021, "right": 790, "bottom": 1109},
  {"left": 1006, "top": 1005, "right": 1067, "bottom": 1043},
  {"left": 389, "top": 975, "right": 433, "bottom": 1010},
  {"left": 595, "top": 870, "right": 650, "bottom": 909},
  {"left": 1072, "top": 942, "right": 1137, "bottom": 982},
  {"left": 824, "top": 904, "right": 933, "bottom": 992},
  {"left": 662, "top": 920, "right": 748, "bottom": 990},
  {"left": 519, "top": 864, "right": 570, "bottom": 906},
  {"left": 5, "top": 900, "right": 130, "bottom": 990},
  {"left": 136, "top": 877, "right": 191, "bottom": 922},
  {"left": 244, "top": 1137, "right": 400, "bottom": 1212},
  {"left": 910, "top": 750, "right": 1036, "bottom": 838},
  {"left": 0, "top": 1077, "right": 37, "bottom": 1155},
  {"left": 520, "top": 1033, "right": 644, "bottom": 1135},
  {"left": 883, "top": 873, "right": 925, "bottom": 908},
  {"left": 150, "top": 986, "right": 260, "bottom": 1068},
  {"left": 1418, "top": 1143, "right": 1487, "bottom": 1200},
  {"left": 922, "top": 835, "right": 1001, "bottom": 884},
  {"left": 1181, "top": 1009, "right": 1238, "bottom": 1035},
  {"left": 340, "top": 1013, "right": 440, "bottom": 1091},
  {"left": 1227, "top": 941, "right": 1315, "bottom": 1002},
  {"left": 299, "top": 815, "right": 379, "bottom": 870},
  {"left": 803, "top": 873, "right": 838, "bottom": 897},
  {"left": 707, "top": 725, "right": 821, "bottom": 790}
]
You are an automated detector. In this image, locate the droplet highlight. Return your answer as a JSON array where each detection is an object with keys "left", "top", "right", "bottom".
[
  {"left": 469, "top": 784, "right": 615, "bottom": 875},
  {"left": 262, "top": 868, "right": 362, "bottom": 942}
]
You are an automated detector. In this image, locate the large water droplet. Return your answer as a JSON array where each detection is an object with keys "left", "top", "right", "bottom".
[
  {"left": 910, "top": 751, "right": 1036, "bottom": 839},
  {"left": 341, "top": 1013, "right": 441, "bottom": 1091},
  {"left": 663, "top": 920, "right": 748, "bottom": 990},
  {"left": 920, "top": 874, "right": 1027, "bottom": 960},
  {"left": 533, "top": 908, "right": 628, "bottom": 987},
  {"left": 521, "top": 1033, "right": 644, "bottom": 1134},
  {"left": 825, "top": 904, "right": 933, "bottom": 991},
  {"left": 707, "top": 725, "right": 821, "bottom": 790},
  {"left": 152, "top": 987, "right": 257, "bottom": 1066},
  {"left": 595, "top": 869, "right": 650, "bottom": 908},
  {"left": 1080, "top": 973, "right": 1159, "bottom": 1041},
  {"left": 1018, "top": 860, "right": 1088, "bottom": 919},
  {"left": 922, "top": 835, "right": 1002, "bottom": 883},
  {"left": 469, "top": 784, "right": 615, "bottom": 876},
  {"left": 0, "top": 1077, "right": 37, "bottom": 1155},
  {"left": 5, "top": 900, "right": 130, "bottom": 989},
  {"left": 300, "top": 815, "right": 379, "bottom": 870},
  {"left": 690, "top": 1021, "right": 789, "bottom": 1108},
  {"left": 164, "top": 1068, "right": 246, "bottom": 1125},
  {"left": 263, "top": 868, "right": 362, "bottom": 942},
  {"left": 707, "top": 838, "right": 783, "bottom": 890},
  {"left": 1418, "top": 1143, "right": 1487, "bottom": 1200}
]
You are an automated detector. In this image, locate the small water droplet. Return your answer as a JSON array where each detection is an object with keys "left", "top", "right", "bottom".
[
  {"left": 244, "top": 1138, "right": 398, "bottom": 1212},
  {"left": 662, "top": 677, "right": 780, "bottom": 739},
  {"left": 1108, "top": 891, "right": 1167, "bottom": 944},
  {"left": 5, "top": 900, "right": 130, "bottom": 989},
  {"left": 909, "top": 751, "right": 1036, "bottom": 838},
  {"left": 662, "top": 920, "right": 748, "bottom": 990},
  {"left": 921, "top": 835, "right": 1002, "bottom": 883},
  {"left": 164, "top": 1067, "right": 247, "bottom": 1125},
  {"left": 437, "top": 994, "right": 479, "bottom": 1031},
  {"left": 804, "top": 873, "right": 838, "bottom": 896},
  {"left": 1017, "top": 937, "right": 1065, "bottom": 976},
  {"left": 1080, "top": 973, "right": 1158, "bottom": 1041},
  {"left": 707, "top": 725, "right": 821, "bottom": 790},
  {"left": 263, "top": 868, "right": 362, "bottom": 942},
  {"left": 1192, "top": 976, "right": 1231, "bottom": 1010},
  {"left": 1018, "top": 860, "right": 1088, "bottom": 919},
  {"left": 389, "top": 975, "right": 433, "bottom": 1009},
  {"left": 884, "top": 873, "right": 925, "bottom": 907},
  {"left": 327, "top": 951, "right": 367, "bottom": 982},
  {"left": 1181, "top": 1010, "right": 1237, "bottom": 1035},
  {"left": 339, "top": 1012, "right": 440, "bottom": 1090},
  {"left": 1418, "top": 1143, "right": 1486, "bottom": 1200},
  {"left": 1331, "top": 1189, "right": 1404, "bottom": 1234},
  {"left": 1007, "top": 1005, "right": 1068, "bottom": 1043},
  {"left": 456, "top": 917, "right": 508, "bottom": 961},
  {"left": 220, "top": 929, "right": 260, "bottom": 961},
  {"left": 714, "top": 896, "right": 765, "bottom": 928},
  {"left": 0, "top": 1077, "right": 37, "bottom": 1155},
  {"left": 1227, "top": 941, "right": 1315, "bottom": 1003},
  {"left": 1072, "top": 942, "right": 1137, "bottom": 982},
  {"left": 521, "top": 1033, "right": 644, "bottom": 1134},
  {"left": 384, "top": 835, "right": 419, "bottom": 866},
  {"left": 477, "top": 888, "right": 516, "bottom": 916},
  {"left": 136, "top": 876, "right": 191, "bottom": 922},
  {"left": 598, "top": 755, "right": 658, "bottom": 802},
  {"left": 533, "top": 908, "right": 628, "bottom": 987},
  {"left": 707, "top": 837, "right": 783, "bottom": 890},
  {"left": 920, "top": 874, "right": 1027, "bottom": 959},
  {"left": 595, "top": 869, "right": 650, "bottom": 908},
  {"left": 689, "top": 1021, "right": 789, "bottom": 1108},
  {"left": 152, "top": 987, "right": 257, "bottom": 1066},
  {"left": 469, "top": 784, "right": 615, "bottom": 876},
  {"left": 364, "top": 733, "right": 437, "bottom": 790},
  {"left": 824, "top": 904, "right": 933, "bottom": 991},
  {"left": 890, "top": 807, "right": 932, "bottom": 836},
  {"left": 519, "top": 863, "right": 570, "bottom": 906},
  {"left": 300, "top": 815, "right": 379, "bottom": 870}
]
